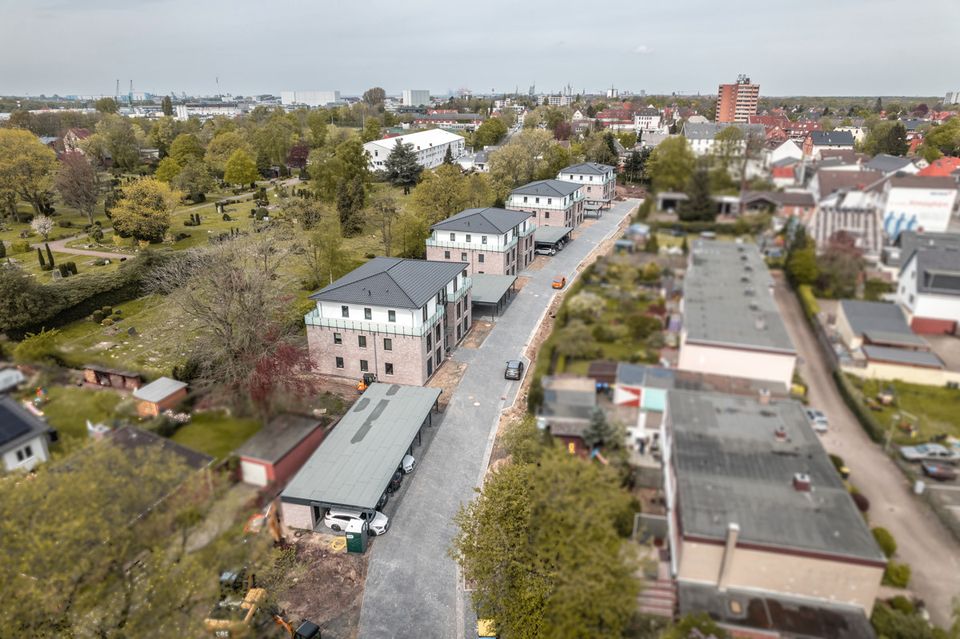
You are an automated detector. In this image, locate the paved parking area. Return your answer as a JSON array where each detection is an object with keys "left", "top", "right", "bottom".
[{"left": 356, "top": 200, "right": 638, "bottom": 639}]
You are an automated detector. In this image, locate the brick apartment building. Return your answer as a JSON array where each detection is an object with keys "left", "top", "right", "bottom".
[
  {"left": 426, "top": 207, "right": 535, "bottom": 276},
  {"left": 506, "top": 179, "right": 585, "bottom": 229},
  {"left": 305, "top": 258, "right": 472, "bottom": 386},
  {"left": 716, "top": 74, "right": 760, "bottom": 123},
  {"left": 557, "top": 162, "right": 617, "bottom": 210}
]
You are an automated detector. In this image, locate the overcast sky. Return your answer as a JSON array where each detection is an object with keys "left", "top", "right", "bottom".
[{"left": 1, "top": 0, "right": 957, "bottom": 98}]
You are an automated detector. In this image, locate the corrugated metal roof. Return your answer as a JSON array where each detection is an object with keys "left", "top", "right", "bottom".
[
  {"left": 862, "top": 345, "right": 943, "bottom": 368},
  {"left": 431, "top": 208, "right": 532, "bottom": 234},
  {"left": 281, "top": 384, "right": 441, "bottom": 511},
  {"left": 310, "top": 258, "right": 467, "bottom": 309},
  {"left": 839, "top": 300, "right": 915, "bottom": 338}
]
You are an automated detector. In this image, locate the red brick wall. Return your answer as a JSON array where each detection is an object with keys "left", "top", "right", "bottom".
[
  {"left": 272, "top": 423, "right": 329, "bottom": 488},
  {"left": 910, "top": 317, "right": 957, "bottom": 335}
]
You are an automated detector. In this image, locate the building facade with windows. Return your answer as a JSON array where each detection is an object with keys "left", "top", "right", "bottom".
[
  {"left": 0, "top": 396, "right": 54, "bottom": 472},
  {"left": 402, "top": 89, "right": 430, "bottom": 106},
  {"left": 505, "top": 179, "right": 585, "bottom": 228},
  {"left": 557, "top": 163, "right": 617, "bottom": 209},
  {"left": 364, "top": 129, "right": 465, "bottom": 171},
  {"left": 426, "top": 208, "right": 535, "bottom": 276},
  {"left": 305, "top": 258, "right": 472, "bottom": 386},
  {"left": 715, "top": 75, "right": 760, "bottom": 123}
]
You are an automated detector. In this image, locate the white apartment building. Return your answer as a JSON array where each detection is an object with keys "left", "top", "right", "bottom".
[
  {"left": 364, "top": 129, "right": 465, "bottom": 171},
  {"left": 634, "top": 107, "right": 664, "bottom": 133},
  {"left": 426, "top": 208, "right": 536, "bottom": 276},
  {"left": 557, "top": 163, "right": 617, "bottom": 209},
  {"left": 506, "top": 180, "right": 585, "bottom": 229},
  {"left": 280, "top": 90, "right": 341, "bottom": 107},
  {"left": 174, "top": 102, "right": 241, "bottom": 120},
  {"left": 402, "top": 89, "right": 431, "bottom": 106}
]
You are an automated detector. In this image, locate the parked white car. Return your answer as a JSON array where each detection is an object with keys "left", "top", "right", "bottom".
[
  {"left": 324, "top": 508, "right": 390, "bottom": 535},
  {"left": 535, "top": 246, "right": 556, "bottom": 256},
  {"left": 804, "top": 408, "right": 829, "bottom": 433},
  {"left": 401, "top": 454, "right": 416, "bottom": 474},
  {"left": 899, "top": 443, "right": 960, "bottom": 464}
]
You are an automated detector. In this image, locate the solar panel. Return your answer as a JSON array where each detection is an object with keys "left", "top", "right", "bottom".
[{"left": 0, "top": 403, "right": 32, "bottom": 447}]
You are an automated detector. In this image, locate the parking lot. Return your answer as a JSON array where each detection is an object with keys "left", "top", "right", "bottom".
[{"left": 356, "top": 199, "right": 638, "bottom": 639}]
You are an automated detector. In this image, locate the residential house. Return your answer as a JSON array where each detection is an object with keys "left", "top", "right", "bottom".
[
  {"left": 865, "top": 153, "right": 920, "bottom": 176},
  {"left": 740, "top": 191, "right": 816, "bottom": 223},
  {"left": 0, "top": 396, "right": 54, "bottom": 472},
  {"left": 883, "top": 230, "right": 960, "bottom": 269},
  {"left": 897, "top": 246, "right": 960, "bottom": 334},
  {"left": 918, "top": 156, "right": 960, "bottom": 180},
  {"left": 506, "top": 179, "right": 585, "bottom": 229},
  {"left": 881, "top": 175, "right": 959, "bottom": 237},
  {"left": 784, "top": 120, "right": 822, "bottom": 142},
  {"left": 681, "top": 122, "right": 765, "bottom": 156},
  {"left": 426, "top": 207, "right": 535, "bottom": 276},
  {"left": 595, "top": 107, "right": 635, "bottom": 131},
  {"left": 412, "top": 112, "right": 484, "bottom": 131},
  {"left": 835, "top": 124, "right": 867, "bottom": 145},
  {"left": 364, "top": 129, "right": 465, "bottom": 172},
  {"left": 802, "top": 130, "right": 855, "bottom": 159},
  {"left": 678, "top": 242, "right": 797, "bottom": 389},
  {"left": 63, "top": 127, "right": 91, "bottom": 153},
  {"left": 765, "top": 138, "right": 803, "bottom": 166},
  {"left": 664, "top": 391, "right": 886, "bottom": 620},
  {"left": 633, "top": 107, "right": 664, "bottom": 133},
  {"left": 557, "top": 162, "right": 617, "bottom": 210},
  {"left": 305, "top": 257, "right": 472, "bottom": 386},
  {"left": 132, "top": 377, "right": 188, "bottom": 418}
]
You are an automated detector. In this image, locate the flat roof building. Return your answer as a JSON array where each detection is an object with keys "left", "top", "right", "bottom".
[
  {"left": 664, "top": 391, "right": 886, "bottom": 615},
  {"left": 715, "top": 75, "right": 759, "bottom": 124},
  {"left": 280, "top": 383, "right": 441, "bottom": 530},
  {"left": 364, "top": 129, "right": 465, "bottom": 172},
  {"left": 678, "top": 242, "right": 796, "bottom": 389}
]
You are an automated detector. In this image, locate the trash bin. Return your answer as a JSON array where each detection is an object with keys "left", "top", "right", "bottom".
[
  {"left": 914, "top": 480, "right": 925, "bottom": 495},
  {"left": 345, "top": 519, "right": 368, "bottom": 554}
]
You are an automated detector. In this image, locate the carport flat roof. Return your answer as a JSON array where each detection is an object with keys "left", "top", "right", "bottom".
[
  {"left": 470, "top": 274, "right": 517, "bottom": 305},
  {"left": 281, "top": 383, "right": 441, "bottom": 511},
  {"left": 534, "top": 226, "right": 573, "bottom": 244}
]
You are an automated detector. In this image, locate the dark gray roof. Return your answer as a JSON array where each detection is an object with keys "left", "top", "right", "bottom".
[
  {"left": 865, "top": 153, "right": 915, "bottom": 173},
  {"left": 310, "top": 257, "right": 467, "bottom": 309},
  {"left": 809, "top": 130, "right": 855, "bottom": 146},
  {"left": 281, "top": 383, "right": 440, "bottom": 511},
  {"left": 132, "top": 376, "right": 187, "bottom": 403},
  {"left": 677, "top": 583, "right": 876, "bottom": 639},
  {"left": 682, "top": 122, "right": 765, "bottom": 140},
  {"left": 414, "top": 112, "right": 482, "bottom": 121},
  {"left": 558, "top": 162, "right": 614, "bottom": 176},
  {"left": 236, "top": 413, "right": 323, "bottom": 464},
  {"left": 668, "top": 390, "right": 885, "bottom": 563},
  {"left": 862, "top": 345, "right": 943, "bottom": 368},
  {"left": 889, "top": 175, "right": 957, "bottom": 189},
  {"left": 431, "top": 207, "right": 532, "bottom": 234},
  {"left": 0, "top": 396, "right": 50, "bottom": 451},
  {"left": 683, "top": 242, "right": 795, "bottom": 354},
  {"left": 540, "top": 377, "right": 597, "bottom": 438},
  {"left": 470, "top": 274, "right": 516, "bottom": 304},
  {"left": 839, "top": 300, "right": 915, "bottom": 338},
  {"left": 741, "top": 191, "right": 815, "bottom": 207},
  {"left": 533, "top": 226, "right": 573, "bottom": 244},
  {"left": 910, "top": 246, "right": 960, "bottom": 296},
  {"left": 510, "top": 179, "right": 582, "bottom": 198}
]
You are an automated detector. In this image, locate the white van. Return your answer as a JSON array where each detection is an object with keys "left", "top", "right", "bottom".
[{"left": 324, "top": 508, "right": 390, "bottom": 535}]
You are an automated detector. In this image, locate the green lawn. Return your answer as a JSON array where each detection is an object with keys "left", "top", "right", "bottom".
[
  {"left": 7, "top": 250, "right": 122, "bottom": 278},
  {"left": 39, "top": 386, "right": 125, "bottom": 445},
  {"left": 852, "top": 377, "right": 960, "bottom": 443},
  {"left": 171, "top": 411, "right": 262, "bottom": 460}
]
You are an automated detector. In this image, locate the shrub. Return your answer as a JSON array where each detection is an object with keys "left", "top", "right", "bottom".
[
  {"left": 57, "top": 264, "right": 69, "bottom": 278},
  {"left": 91, "top": 310, "right": 105, "bottom": 323},
  {"left": 10, "top": 240, "right": 30, "bottom": 254},
  {"left": 593, "top": 323, "right": 628, "bottom": 343},
  {"left": 101, "top": 318, "right": 114, "bottom": 327},
  {"left": 0, "top": 241, "right": 5, "bottom": 259},
  {"left": 833, "top": 371, "right": 885, "bottom": 443},
  {"left": 101, "top": 306, "right": 113, "bottom": 315},
  {"left": 871, "top": 601, "right": 936, "bottom": 639},
  {"left": 174, "top": 232, "right": 191, "bottom": 241},
  {"left": 66, "top": 262, "right": 78, "bottom": 275},
  {"left": 627, "top": 313, "right": 662, "bottom": 339},
  {"left": 254, "top": 208, "right": 268, "bottom": 220},
  {"left": 851, "top": 492, "right": 870, "bottom": 512},
  {"left": 57, "top": 219, "right": 73, "bottom": 228},
  {"left": 222, "top": 213, "right": 231, "bottom": 221},
  {"left": 113, "top": 308, "right": 122, "bottom": 315},
  {"left": 364, "top": 252, "right": 376, "bottom": 259},
  {"left": 829, "top": 454, "right": 845, "bottom": 472},
  {"left": 93, "top": 258, "right": 107, "bottom": 266},
  {"left": 12, "top": 328, "right": 61, "bottom": 365},
  {"left": 887, "top": 596, "right": 914, "bottom": 615},
  {"left": 872, "top": 527, "right": 897, "bottom": 558},
  {"left": 797, "top": 284, "right": 820, "bottom": 319},
  {"left": 883, "top": 561, "right": 911, "bottom": 588}
]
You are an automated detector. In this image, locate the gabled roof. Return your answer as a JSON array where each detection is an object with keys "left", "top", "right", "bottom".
[
  {"left": 865, "top": 154, "right": 915, "bottom": 174},
  {"left": 682, "top": 122, "right": 765, "bottom": 141},
  {"left": 918, "top": 156, "right": 960, "bottom": 177},
  {"left": 839, "top": 300, "right": 922, "bottom": 344},
  {"left": 431, "top": 207, "right": 532, "bottom": 234},
  {"left": 809, "top": 130, "right": 855, "bottom": 146},
  {"left": 816, "top": 169, "right": 884, "bottom": 197},
  {"left": 310, "top": 257, "right": 467, "bottom": 309},
  {"left": 888, "top": 175, "right": 957, "bottom": 190},
  {"left": 907, "top": 246, "right": 960, "bottom": 297},
  {"left": 741, "top": 191, "right": 815, "bottom": 207},
  {"left": 0, "top": 396, "right": 50, "bottom": 451},
  {"left": 510, "top": 179, "right": 582, "bottom": 198},
  {"left": 237, "top": 413, "right": 323, "bottom": 464},
  {"left": 558, "top": 162, "right": 614, "bottom": 176}
]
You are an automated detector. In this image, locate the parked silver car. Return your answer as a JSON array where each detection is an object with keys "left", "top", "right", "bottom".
[
  {"left": 803, "top": 408, "right": 829, "bottom": 433},
  {"left": 899, "top": 443, "right": 960, "bottom": 464}
]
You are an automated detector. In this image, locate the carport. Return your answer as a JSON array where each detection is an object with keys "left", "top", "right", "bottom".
[
  {"left": 470, "top": 273, "right": 518, "bottom": 317},
  {"left": 534, "top": 226, "right": 573, "bottom": 251},
  {"left": 584, "top": 202, "right": 604, "bottom": 218},
  {"left": 280, "top": 383, "right": 442, "bottom": 530}
]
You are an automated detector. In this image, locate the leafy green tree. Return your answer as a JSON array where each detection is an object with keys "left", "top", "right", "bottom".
[
  {"left": 583, "top": 407, "right": 618, "bottom": 449},
  {"left": 109, "top": 178, "right": 180, "bottom": 242},
  {"left": 647, "top": 136, "right": 695, "bottom": 193},
  {"left": 554, "top": 320, "right": 603, "bottom": 359},
  {"left": 55, "top": 152, "right": 100, "bottom": 224},
  {"left": 452, "top": 442, "right": 639, "bottom": 639},
  {"left": 304, "top": 219, "right": 354, "bottom": 288},
  {"left": 306, "top": 110, "right": 330, "bottom": 148},
  {"left": 384, "top": 139, "right": 422, "bottom": 194},
  {"left": 488, "top": 129, "right": 555, "bottom": 190},
  {"left": 250, "top": 111, "right": 298, "bottom": 170},
  {"left": 168, "top": 133, "right": 205, "bottom": 165},
  {"left": 536, "top": 144, "right": 574, "bottom": 181},
  {"left": 223, "top": 148, "right": 259, "bottom": 187},
  {"left": 786, "top": 246, "right": 818, "bottom": 286},
  {"left": 460, "top": 172, "right": 496, "bottom": 208},
  {"left": 362, "top": 117, "right": 382, "bottom": 143},
  {"left": 922, "top": 117, "right": 960, "bottom": 157},
  {"left": 679, "top": 164, "right": 714, "bottom": 222},
  {"left": 94, "top": 114, "right": 141, "bottom": 171},
  {"left": 863, "top": 121, "right": 908, "bottom": 156},
  {"left": 661, "top": 613, "right": 731, "bottom": 639},
  {"left": 815, "top": 234, "right": 863, "bottom": 298},
  {"left": 172, "top": 160, "right": 215, "bottom": 203},
  {"left": 336, "top": 174, "right": 366, "bottom": 236},
  {"left": 712, "top": 126, "right": 744, "bottom": 174},
  {"left": 473, "top": 117, "right": 509, "bottom": 148},
  {"left": 410, "top": 164, "right": 470, "bottom": 224},
  {"left": 623, "top": 148, "right": 650, "bottom": 184},
  {"left": 362, "top": 86, "right": 386, "bottom": 106},
  {"left": 161, "top": 95, "right": 174, "bottom": 116},
  {"left": 0, "top": 128, "right": 58, "bottom": 217},
  {"left": 443, "top": 145, "right": 454, "bottom": 165},
  {"left": 94, "top": 96, "right": 118, "bottom": 114},
  {"left": 205, "top": 130, "right": 255, "bottom": 176},
  {"left": 154, "top": 156, "right": 182, "bottom": 183}
]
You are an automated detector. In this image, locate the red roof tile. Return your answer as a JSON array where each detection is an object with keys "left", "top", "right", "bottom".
[{"left": 918, "top": 157, "right": 960, "bottom": 177}]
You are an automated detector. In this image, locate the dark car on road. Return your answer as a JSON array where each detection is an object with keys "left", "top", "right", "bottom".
[
  {"left": 504, "top": 360, "right": 524, "bottom": 380},
  {"left": 922, "top": 461, "right": 958, "bottom": 482},
  {"left": 386, "top": 470, "right": 403, "bottom": 493}
]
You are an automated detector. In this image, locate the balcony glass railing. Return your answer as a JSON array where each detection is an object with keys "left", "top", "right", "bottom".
[{"left": 304, "top": 306, "right": 444, "bottom": 337}]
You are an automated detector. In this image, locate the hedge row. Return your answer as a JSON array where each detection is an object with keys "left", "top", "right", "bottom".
[
  {"left": 648, "top": 215, "right": 769, "bottom": 236},
  {"left": 797, "top": 284, "right": 820, "bottom": 320},
  {"left": 832, "top": 370, "right": 885, "bottom": 444}
]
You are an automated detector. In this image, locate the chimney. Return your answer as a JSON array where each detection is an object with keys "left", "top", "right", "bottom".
[
  {"left": 793, "top": 472, "right": 812, "bottom": 492},
  {"left": 717, "top": 522, "right": 740, "bottom": 592}
]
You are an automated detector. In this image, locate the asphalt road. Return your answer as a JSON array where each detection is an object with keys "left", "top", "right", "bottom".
[
  {"left": 772, "top": 273, "right": 960, "bottom": 626},
  {"left": 357, "top": 200, "right": 638, "bottom": 639}
]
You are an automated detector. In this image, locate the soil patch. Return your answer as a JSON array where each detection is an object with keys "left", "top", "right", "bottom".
[
  {"left": 461, "top": 320, "right": 494, "bottom": 349},
  {"left": 278, "top": 536, "right": 367, "bottom": 639},
  {"left": 426, "top": 359, "right": 468, "bottom": 411},
  {"left": 526, "top": 255, "right": 548, "bottom": 271},
  {"left": 513, "top": 276, "right": 531, "bottom": 291}
]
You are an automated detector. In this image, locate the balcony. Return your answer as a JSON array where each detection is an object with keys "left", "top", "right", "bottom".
[
  {"left": 427, "top": 237, "right": 518, "bottom": 252},
  {"left": 451, "top": 276, "right": 472, "bottom": 303},
  {"left": 304, "top": 306, "right": 444, "bottom": 337}
]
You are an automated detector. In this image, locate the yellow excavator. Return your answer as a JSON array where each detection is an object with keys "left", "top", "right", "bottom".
[{"left": 203, "top": 569, "right": 320, "bottom": 638}]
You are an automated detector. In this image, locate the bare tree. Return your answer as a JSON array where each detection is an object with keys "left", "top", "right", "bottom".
[
  {"left": 368, "top": 192, "right": 399, "bottom": 256},
  {"left": 55, "top": 152, "right": 100, "bottom": 224},
  {"left": 147, "top": 233, "right": 313, "bottom": 417}
]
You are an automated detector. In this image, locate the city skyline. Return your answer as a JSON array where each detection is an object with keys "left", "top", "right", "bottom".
[{"left": 1, "top": 0, "right": 957, "bottom": 97}]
